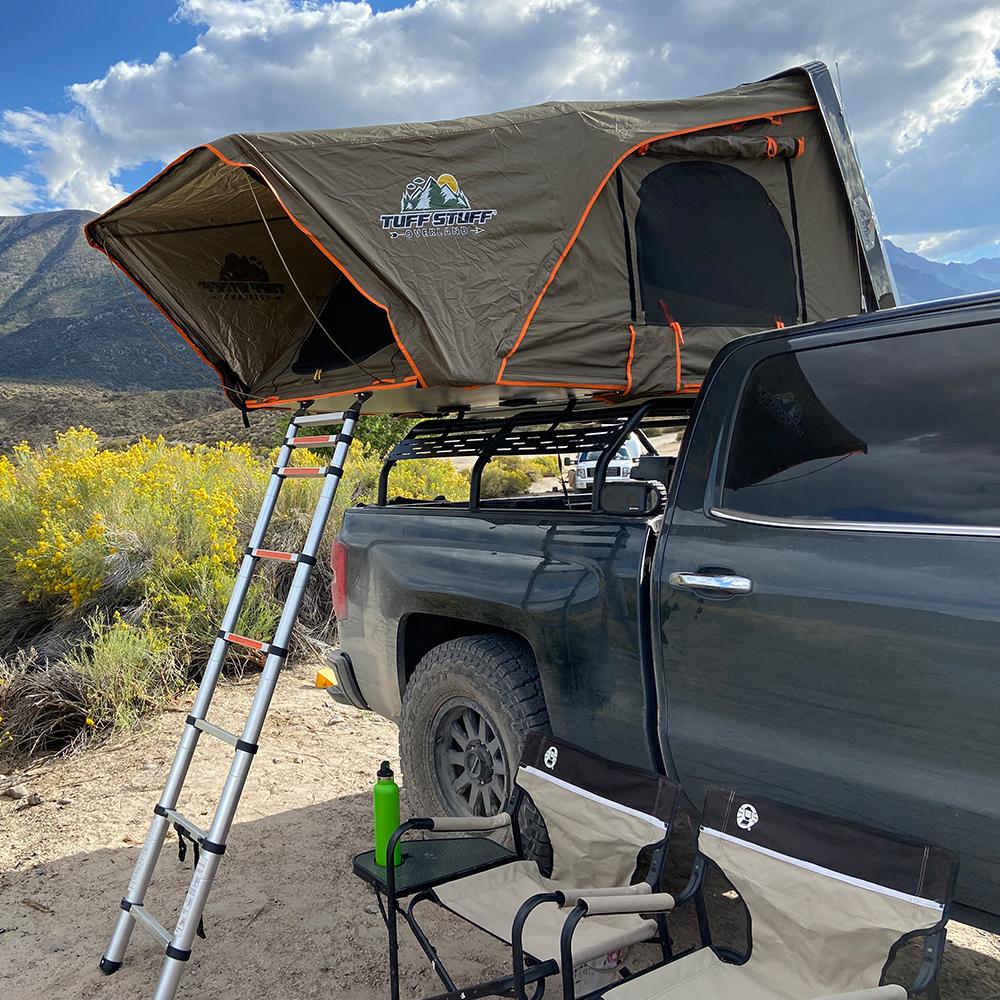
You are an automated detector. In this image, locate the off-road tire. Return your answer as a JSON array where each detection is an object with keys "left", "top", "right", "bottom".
[{"left": 399, "top": 634, "right": 552, "bottom": 867}]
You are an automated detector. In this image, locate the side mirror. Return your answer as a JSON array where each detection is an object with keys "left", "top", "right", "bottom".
[{"left": 562, "top": 455, "right": 575, "bottom": 468}]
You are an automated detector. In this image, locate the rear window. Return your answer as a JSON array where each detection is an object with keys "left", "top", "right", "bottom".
[{"left": 720, "top": 324, "right": 1000, "bottom": 528}]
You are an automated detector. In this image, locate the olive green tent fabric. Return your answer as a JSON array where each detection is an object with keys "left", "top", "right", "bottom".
[{"left": 85, "top": 68, "right": 874, "bottom": 414}]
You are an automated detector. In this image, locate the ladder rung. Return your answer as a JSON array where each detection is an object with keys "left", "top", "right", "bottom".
[
  {"left": 249, "top": 547, "right": 300, "bottom": 563},
  {"left": 218, "top": 631, "right": 288, "bottom": 659},
  {"left": 290, "top": 434, "right": 339, "bottom": 446},
  {"left": 275, "top": 466, "right": 326, "bottom": 477},
  {"left": 293, "top": 411, "right": 345, "bottom": 426},
  {"left": 192, "top": 717, "right": 239, "bottom": 747},
  {"left": 130, "top": 904, "right": 172, "bottom": 947},
  {"left": 162, "top": 807, "right": 207, "bottom": 843}
]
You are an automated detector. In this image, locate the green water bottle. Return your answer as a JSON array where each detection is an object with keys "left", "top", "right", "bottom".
[{"left": 374, "top": 760, "right": 402, "bottom": 867}]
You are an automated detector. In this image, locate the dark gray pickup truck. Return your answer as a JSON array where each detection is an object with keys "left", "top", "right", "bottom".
[{"left": 330, "top": 293, "right": 1000, "bottom": 930}]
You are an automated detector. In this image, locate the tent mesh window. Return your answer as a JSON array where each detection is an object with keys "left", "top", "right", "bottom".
[
  {"left": 292, "top": 274, "right": 396, "bottom": 374},
  {"left": 635, "top": 161, "right": 799, "bottom": 328}
]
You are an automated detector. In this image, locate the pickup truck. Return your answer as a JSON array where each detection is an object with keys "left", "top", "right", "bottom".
[{"left": 329, "top": 292, "right": 1000, "bottom": 931}]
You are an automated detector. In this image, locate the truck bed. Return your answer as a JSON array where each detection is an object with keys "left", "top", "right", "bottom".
[{"left": 336, "top": 499, "right": 665, "bottom": 772}]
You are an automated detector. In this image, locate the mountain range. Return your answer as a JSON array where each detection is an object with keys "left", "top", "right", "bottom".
[
  {"left": 0, "top": 210, "right": 997, "bottom": 393},
  {"left": 0, "top": 210, "right": 199, "bottom": 389},
  {"left": 883, "top": 240, "right": 1000, "bottom": 305}
]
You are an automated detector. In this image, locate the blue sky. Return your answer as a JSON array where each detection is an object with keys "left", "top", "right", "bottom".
[{"left": 2, "top": 1, "right": 999, "bottom": 263}]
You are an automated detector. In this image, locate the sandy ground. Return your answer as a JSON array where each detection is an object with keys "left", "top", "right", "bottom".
[{"left": 2, "top": 665, "right": 999, "bottom": 1000}]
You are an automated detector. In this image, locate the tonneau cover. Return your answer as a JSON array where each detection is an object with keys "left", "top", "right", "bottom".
[{"left": 85, "top": 63, "right": 892, "bottom": 414}]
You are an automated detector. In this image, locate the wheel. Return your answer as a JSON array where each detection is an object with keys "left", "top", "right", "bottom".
[{"left": 399, "top": 634, "right": 551, "bottom": 863}]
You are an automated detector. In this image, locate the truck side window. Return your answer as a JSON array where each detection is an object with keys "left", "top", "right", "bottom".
[{"left": 720, "top": 324, "right": 1000, "bottom": 528}]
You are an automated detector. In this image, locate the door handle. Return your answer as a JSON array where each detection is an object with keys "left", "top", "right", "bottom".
[{"left": 668, "top": 572, "right": 752, "bottom": 595}]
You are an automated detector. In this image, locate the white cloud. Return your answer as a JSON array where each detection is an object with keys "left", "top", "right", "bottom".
[
  {"left": 0, "top": 174, "right": 40, "bottom": 215},
  {"left": 888, "top": 227, "right": 1000, "bottom": 261},
  {"left": 1, "top": 0, "right": 999, "bottom": 252}
]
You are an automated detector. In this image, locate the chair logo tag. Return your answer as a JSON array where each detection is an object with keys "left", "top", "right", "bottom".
[
  {"left": 543, "top": 746, "right": 559, "bottom": 769},
  {"left": 736, "top": 803, "right": 759, "bottom": 831}
]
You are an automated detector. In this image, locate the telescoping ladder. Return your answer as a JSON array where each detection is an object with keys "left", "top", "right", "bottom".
[{"left": 99, "top": 395, "right": 367, "bottom": 1000}]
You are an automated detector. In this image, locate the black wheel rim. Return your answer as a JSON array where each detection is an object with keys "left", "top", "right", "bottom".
[{"left": 432, "top": 699, "right": 510, "bottom": 816}]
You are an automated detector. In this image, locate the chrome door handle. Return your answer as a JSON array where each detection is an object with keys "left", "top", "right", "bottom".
[{"left": 669, "top": 572, "right": 752, "bottom": 594}]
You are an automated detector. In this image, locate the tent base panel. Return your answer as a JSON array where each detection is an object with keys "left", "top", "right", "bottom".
[{"left": 243, "top": 382, "right": 701, "bottom": 417}]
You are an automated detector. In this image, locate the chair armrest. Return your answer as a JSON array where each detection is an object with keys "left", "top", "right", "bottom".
[
  {"left": 416, "top": 813, "right": 512, "bottom": 833},
  {"left": 574, "top": 892, "right": 675, "bottom": 916},
  {"left": 813, "top": 988, "right": 907, "bottom": 1000},
  {"left": 559, "top": 883, "right": 652, "bottom": 906}
]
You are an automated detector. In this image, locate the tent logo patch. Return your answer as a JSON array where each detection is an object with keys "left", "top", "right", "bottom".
[
  {"left": 543, "top": 746, "right": 559, "bottom": 770},
  {"left": 736, "top": 803, "right": 759, "bottom": 831},
  {"left": 379, "top": 173, "right": 498, "bottom": 239},
  {"left": 199, "top": 253, "right": 285, "bottom": 300}
]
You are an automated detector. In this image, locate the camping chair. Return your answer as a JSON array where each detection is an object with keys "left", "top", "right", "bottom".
[
  {"left": 352, "top": 733, "right": 681, "bottom": 1000},
  {"left": 558, "top": 786, "right": 959, "bottom": 1000}
]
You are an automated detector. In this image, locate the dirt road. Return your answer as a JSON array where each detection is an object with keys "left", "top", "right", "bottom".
[{"left": 2, "top": 666, "right": 998, "bottom": 999}]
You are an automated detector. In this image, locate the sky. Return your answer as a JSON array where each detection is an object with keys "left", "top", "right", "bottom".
[{"left": 1, "top": 0, "right": 999, "bottom": 263}]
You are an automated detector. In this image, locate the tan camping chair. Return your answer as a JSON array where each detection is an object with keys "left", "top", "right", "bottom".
[
  {"left": 558, "top": 787, "right": 958, "bottom": 1000},
  {"left": 353, "top": 733, "right": 680, "bottom": 1000}
]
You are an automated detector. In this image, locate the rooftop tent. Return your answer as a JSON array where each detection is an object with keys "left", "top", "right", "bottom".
[{"left": 85, "top": 62, "right": 895, "bottom": 415}]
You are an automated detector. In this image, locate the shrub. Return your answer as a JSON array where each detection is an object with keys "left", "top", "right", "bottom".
[
  {"left": 385, "top": 457, "right": 468, "bottom": 501},
  {"left": 479, "top": 461, "right": 533, "bottom": 499},
  {"left": 353, "top": 414, "right": 418, "bottom": 459},
  {"left": 477, "top": 455, "right": 561, "bottom": 499}
]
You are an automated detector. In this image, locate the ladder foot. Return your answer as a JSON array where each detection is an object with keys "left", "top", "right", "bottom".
[{"left": 99, "top": 956, "right": 123, "bottom": 975}]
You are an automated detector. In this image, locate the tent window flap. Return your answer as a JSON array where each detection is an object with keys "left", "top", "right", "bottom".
[{"left": 635, "top": 161, "right": 799, "bottom": 329}]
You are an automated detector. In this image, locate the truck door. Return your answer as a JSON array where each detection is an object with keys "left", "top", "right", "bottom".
[{"left": 655, "top": 314, "right": 1000, "bottom": 923}]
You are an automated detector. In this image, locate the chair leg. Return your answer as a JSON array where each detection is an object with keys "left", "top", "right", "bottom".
[
  {"left": 404, "top": 892, "right": 459, "bottom": 993},
  {"left": 386, "top": 888, "right": 401, "bottom": 1000}
]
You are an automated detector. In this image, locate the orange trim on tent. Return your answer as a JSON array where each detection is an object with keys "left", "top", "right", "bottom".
[
  {"left": 496, "top": 101, "right": 818, "bottom": 388},
  {"left": 671, "top": 323, "right": 684, "bottom": 392},
  {"left": 245, "top": 376, "right": 420, "bottom": 410},
  {"left": 625, "top": 324, "right": 636, "bottom": 394},
  {"left": 202, "top": 144, "right": 427, "bottom": 390}
]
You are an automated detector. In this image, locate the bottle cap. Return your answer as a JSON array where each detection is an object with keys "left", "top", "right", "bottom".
[{"left": 377, "top": 760, "right": 394, "bottom": 780}]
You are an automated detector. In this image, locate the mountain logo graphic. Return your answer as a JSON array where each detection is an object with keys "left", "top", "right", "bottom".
[
  {"left": 400, "top": 173, "right": 472, "bottom": 211},
  {"left": 199, "top": 252, "right": 285, "bottom": 300},
  {"left": 379, "top": 172, "right": 497, "bottom": 238}
]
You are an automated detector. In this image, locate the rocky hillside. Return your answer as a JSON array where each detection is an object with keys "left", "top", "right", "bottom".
[
  {"left": 0, "top": 210, "right": 200, "bottom": 389},
  {"left": 0, "top": 381, "right": 287, "bottom": 453}
]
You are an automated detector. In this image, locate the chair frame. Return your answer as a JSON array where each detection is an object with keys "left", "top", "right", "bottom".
[
  {"left": 559, "top": 838, "right": 958, "bottom": 1000},
  {"left": 376, "top": 780, "right": 675, "bottom": 1000}
]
